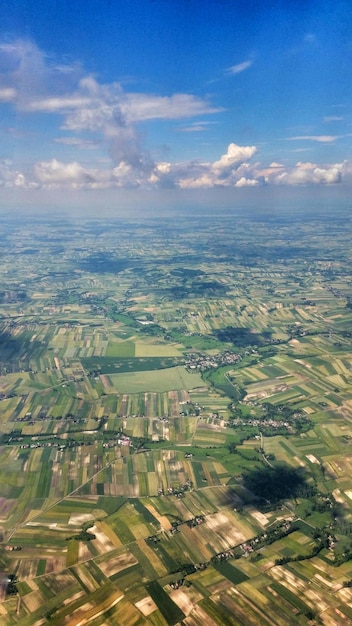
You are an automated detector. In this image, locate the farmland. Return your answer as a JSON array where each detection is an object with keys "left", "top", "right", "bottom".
[{"left": 0, "top": 208, "right": 352, "bottom": 624}]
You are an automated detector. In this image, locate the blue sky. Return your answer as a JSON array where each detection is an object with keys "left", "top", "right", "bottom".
[{"left": 0, "top": 0, "right": 351, "bottom": 210}]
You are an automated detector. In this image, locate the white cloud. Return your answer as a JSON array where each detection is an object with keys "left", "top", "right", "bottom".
[
  {"left": 272, "top": 161, "right": 344, "bottom": 185},
  {"left": 227, "top": 60, "right": 253, "bottom": 75},
  {"left": 0, "top": 38, "right": 223, "bottom": 178},
  {"left": 0, "top": 87, "right": 16, "bottom": 101},
  {"left": 288, "top": 135, "right": 339, "bottom": 143},
  {"left": 30, "top": 157, "right": 151, "bottom": 190},
  {"left": 290, "top": 148, "right": 312, "bottom": 153},
  {"left": 24, "top": 86, "right": 220, "bottom": 122},
  {"left": 34, "top": 159, "right": 94, "bottom": 186},
  {"left": 54, "top": 137, "right": 98, "bottom": 149},
  {"left": 23, "top": 143, "right": 259, "bottom": 190},
  {"left": 0, "top": 151, "right": 348, "bottom": 192},
  {"left": 0, "top": 39, "right": 82, "bottom": 111},
  {"left": 178, "top": 173, "right": 214, "bottom": 189},
  {"left": 177, "top": 143, "right": 257, "bottom": 189},
  {"left": 155, "top": 162, "right": 171, "bottom": 175},
  {"left": 212, "top": 143, "right": 257, "bottom": 172},
  {"left": 323, "top": 116, "right": 343, "bottom": 123},
  {"left": 0, "top": 159, "right": 36, "bottom": 189},
  {"left": 122, "top": 93, "right": 222, "bottom": 121},
  {"left": 32, "top": 77, "right": 150, "bottom": 173},
  {"left": 235, "top": 177, "right": 259, "bottom": 187},
  {"left": 177, "top": 124, "right": 207, "bottom": 133},
  {"left": 177, "top": 121, "right": 216, "bottom": 133},
  {"left": 26, "top": 96, "right": 91, "bottom": 112}
]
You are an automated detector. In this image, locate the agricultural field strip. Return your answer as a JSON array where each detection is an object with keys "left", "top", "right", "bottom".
[
  {"left": 6, "top": 498, "right": 302, "bottom": 620},
  {"left": 7, "top": 444, "right": 243, "bottom": 546},
  {"left": 1, "top": 214, "right": 352, "bottom": 624},
  {"left": 6, "top": 454, "right": 122, "bottom": 542}
]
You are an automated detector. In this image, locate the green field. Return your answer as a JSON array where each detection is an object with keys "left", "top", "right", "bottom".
[
  {"left": 81, "top": 356, "right": 183, "bottom": 374},
  {"left": 106, "top": 366, "right": 204, "bottom": 393}
]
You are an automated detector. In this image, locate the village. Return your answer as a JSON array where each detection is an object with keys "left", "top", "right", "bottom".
[{"left": 185, "top": 349, "right": 242, "bottom": 372}]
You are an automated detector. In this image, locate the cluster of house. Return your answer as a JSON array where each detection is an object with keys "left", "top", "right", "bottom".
[
  {"left": 185, "top": 350, "right": 242, "bottom": 371},
  {"left": 166, "top": 479, "right": 193, "bottom": 498},
  {"left": 231, "top": 417, "right": 293, "bottom": 431}
]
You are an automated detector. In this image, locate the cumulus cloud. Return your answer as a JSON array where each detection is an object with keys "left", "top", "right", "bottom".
[
  {"left": 177, "top": 143, "right": 257, "bottom": 189},
  {"left": 235, "top": 177, "right": 259, "bottom": 187},
  {"left": 0, "top": 150, "right": 348, "bottom": 192},
  {"left": 44, "top": 129, "right": 256, "bottom": 191},
  {"left": 31, "top": 158, "right": 144, "bottom": 189},
  {"left": 164, "top": 157, "right": 342, "bottom": 188},
  {"left": 0, "top": 159, "right": 36, "bottom": 189},
  {"left": 267, "top": 161, "right": 344, "bottom": 185},
  {"left": 34, "top": 159, "right": 96, "bottom": 186},
  {"left": 212, "top": 143, "right": 257, "bottom": 172},
  {"left": 5, "top": 142, "right": 258, "bottom": 190}
]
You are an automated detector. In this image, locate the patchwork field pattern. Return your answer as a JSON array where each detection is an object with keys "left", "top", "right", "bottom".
[{"left": 0, "top": 211, "right": 352, "bottom": 624}]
